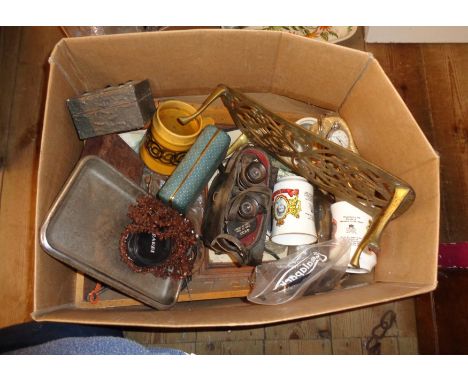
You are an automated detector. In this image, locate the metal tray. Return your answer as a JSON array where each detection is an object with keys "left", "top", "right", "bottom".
[{"left": 40, "top": 155, "right": 182, "bottom": 310}]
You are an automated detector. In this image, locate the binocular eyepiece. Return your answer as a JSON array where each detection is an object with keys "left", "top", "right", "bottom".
[
  {"left": 238, "top": 159, "right": 267, "bottom": 189},
  {"left": 238, "top": 196, "right": 260, "bottom": 220}
]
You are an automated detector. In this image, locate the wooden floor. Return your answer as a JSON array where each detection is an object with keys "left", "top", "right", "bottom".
[
  {"left": 1, "top": 26, "right": 466, "bottom": 354},
  {"left": 124, "top": 298, "right": 418, "bottom": 355}
]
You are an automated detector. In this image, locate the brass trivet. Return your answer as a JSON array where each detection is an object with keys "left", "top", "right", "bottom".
[{"left": 179, "top": 85, "right": 415, "bottom": 268}]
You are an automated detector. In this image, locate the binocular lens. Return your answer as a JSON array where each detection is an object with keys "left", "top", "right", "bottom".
[
  {"left": 246, "top": 162, "right": 267, "bottom": 184},
  {"left": 238, "top": 197, "right": 258, "bottom": 219}
]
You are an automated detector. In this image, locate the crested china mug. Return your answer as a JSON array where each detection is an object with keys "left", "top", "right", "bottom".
[
  {"left": 271, "top": 176, "right": 317, "bottom": 246},
  {"left": 330, "top": 201, "right": 377, "bottom": 273}
]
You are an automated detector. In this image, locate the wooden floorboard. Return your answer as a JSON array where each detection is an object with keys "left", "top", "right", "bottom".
[
  {"left": 0, "top": 27, "right": 22, "bottom": 205},
  {"left": 0, "top": 26, "right": 64, "bottom": 327},
  {"left": 420, "top": 44, "right": 468, "bottom": 243},
  {"left": 124, "top": 298, "right": 418, "bottom": 355},
  {"left": 332, "top": 338, "right": 363, "bottom": 355},
  {"left": 364, "top": 42, "right": 468, "bottom": 243},
  {"left": 264, "top": 316, "right": 330, "bottom": 340},
  {"left": 427, "top": 269, "right": 468, "bottom": 354},
  {"left": 366, "top": 41, "right": 468, "bottom": 354},
  {"left": 414, "top": 292, "right": 439, "bottom": 354}
]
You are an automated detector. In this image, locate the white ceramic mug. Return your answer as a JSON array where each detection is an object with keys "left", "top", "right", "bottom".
[
  {"left": 330, "top": 201, "right": 377, "bottom": 274},
  {"left": 271, "top": 176, "right": 317, "bottom": 246}
]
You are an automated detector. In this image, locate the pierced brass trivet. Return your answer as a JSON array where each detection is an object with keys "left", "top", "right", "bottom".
[{"left": 179, "top": 85, "right": 415, "bottom": 268}]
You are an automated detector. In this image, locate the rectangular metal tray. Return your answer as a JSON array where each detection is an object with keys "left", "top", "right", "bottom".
[{"left": 40, "top": 155, "right": 182, "bottom": 310}]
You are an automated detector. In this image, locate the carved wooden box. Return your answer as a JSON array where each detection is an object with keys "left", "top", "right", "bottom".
[{"left": 67, "top": 80, "right": 156, "bottom": 140}]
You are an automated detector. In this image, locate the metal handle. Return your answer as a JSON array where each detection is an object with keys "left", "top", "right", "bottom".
[
  {"left": 226, "top": 133, "right": 249, "bottom": 156},
  {"left": 178, "top": 85, "right": 228, "bottom": 126},
  {"left": 350, "top": 185, "right": 411, "bottom": 268}
]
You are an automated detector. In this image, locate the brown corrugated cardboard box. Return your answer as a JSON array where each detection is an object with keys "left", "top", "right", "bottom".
[{"left": 32, "top": 30, "right": 439, "bottom": 327}]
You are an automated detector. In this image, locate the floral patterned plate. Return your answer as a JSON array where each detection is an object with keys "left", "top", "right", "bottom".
[{"left": 242, "top": 26, "right": 358, "bottom": 43}]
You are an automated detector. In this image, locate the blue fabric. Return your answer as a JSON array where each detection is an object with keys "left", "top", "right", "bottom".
[
  {"left": 0, "top": 322, "right": 187, "bottom": 355},
  {"left": 0, "top": 322, "right": 123, "bottom": 353},
  {"left": 5, "top": 336, "right": 187, "bottom": 355}
]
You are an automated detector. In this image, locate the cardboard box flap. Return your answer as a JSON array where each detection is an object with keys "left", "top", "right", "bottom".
[
  {"left": 34, "top": 62, "right": 84, "bottom": 313},
  {"left": 61, "top": 30, "right": 283, "bottom": 97},
  {"left": 32, "top": 281, "right": 434, "bottom": 328},
  {"left": 48, "top": 39, "right": 88, "bottom": 94},
  {"left": 340, "top": 58, "right": 440, "bottom": 175},
  {"left": 375, "top": 156, "right": 440, "bottom": 285},
  {"left": 56, "top": 30, "right": 373, "bottom": 111},
  {"left": 339, "top": 58, "right": 440, "bottom": 285},
  {"left": 272, "top": 33, "right": 372, "bottom": 110}
]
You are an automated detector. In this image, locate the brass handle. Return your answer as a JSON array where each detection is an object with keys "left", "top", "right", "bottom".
[
  {"left": 178, "top": 85, "right": 228, "bottom": 126},
  {"left": 349, "top": 185, "right": 411, "bottom": 268},
  {"left": 226, "top": 133, "right": 249, "bottom": 156}
]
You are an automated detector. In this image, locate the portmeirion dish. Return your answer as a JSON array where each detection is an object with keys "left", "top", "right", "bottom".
[{"left": 244, "top": 26, "right": 357, "bottom": 44}]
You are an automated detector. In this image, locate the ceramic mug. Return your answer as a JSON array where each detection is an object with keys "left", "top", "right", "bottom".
[
  {"left": 140, "top": 100, "right": 214, "bottom": 175},
  {"left": 271, "top": 176, "right": 317, "bottom": 246},
  {"left": 330, "top": 201, "right": 377, "bottom": 274}
]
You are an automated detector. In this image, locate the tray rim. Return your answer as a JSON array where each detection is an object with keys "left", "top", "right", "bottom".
[{"left": 39, "top": 155, "right": 182, "bottom": 310}]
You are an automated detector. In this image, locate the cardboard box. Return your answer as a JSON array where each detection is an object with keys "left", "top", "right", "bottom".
[{"left": 32, "top": 30, "right": 439, "bottom": 328}]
